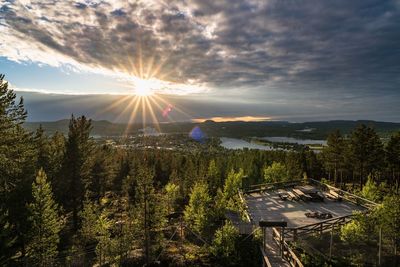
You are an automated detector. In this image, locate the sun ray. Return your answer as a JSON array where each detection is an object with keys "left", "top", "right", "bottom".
[
  {"left": 144, "top": 96, "right": 161, "bottom": 132},
  {"left": 147, "top": 96, "right": 176, "bottom": 123},
  {"left": 140, "top": 97, "right": 146, "bottom": 131},
  {"left": 114, "top": 96, "right": 138, "bottom": 123},
  {"left": 138, "top": 39, "right": 144, "bottom": 78},
  {"left": 145, "top": 55, "right": 155, "bottom": 79},
  {"left": 153, "top": 94, "right": 194, "bottom": 119},
  {"left": 124, "top": 96, "right": 142, "bottom": 136},
  {"left": 93, "top": 95, "right": 132, "bottom": 118}
]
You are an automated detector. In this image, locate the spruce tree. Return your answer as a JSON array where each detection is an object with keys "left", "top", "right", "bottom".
[
  {"left": 322, "top": 130, "right": 345, "bottom": 184},
  {"left": 58, "top": 115, "right": 93, "bottom": 230},
  {"left": 386, "top": 132, "right": 400, "bottom": 189},
  {"left": 0, "top": 74, "right": 35, "bottom": 261},
  {"left": 134, "top": 166, "right": 166, "bottom": 264},
  {"left": 184, "top": 182, "right": 211, "bottom": 236},
  {"left": 27, "top": 169, "right": 63, "bottom": 266},
  {"left": 34, "top": 125, "right": 51, "bottom": 173},
  {"left": 349, "top": 124, "right": 384, "bottom": 186},
  {"left": 0, "top": 207, "right": 17, "bottom": 265}
]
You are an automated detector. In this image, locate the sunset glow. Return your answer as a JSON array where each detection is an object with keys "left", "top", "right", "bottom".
[{"left": 192, "top": 116, "right": 273, "bottom": 123}]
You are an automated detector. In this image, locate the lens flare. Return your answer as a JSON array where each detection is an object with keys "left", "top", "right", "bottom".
[
  {"left": 189, "top": 126, "right": 205, "bottom": 143},
  {"left": 162, "top": 104, "right": 173, "bottom": 118}
]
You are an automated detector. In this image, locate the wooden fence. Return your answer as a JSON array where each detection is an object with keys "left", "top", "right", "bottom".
[
  {"left": 283, "top": 214, "right": 353, "bottom": 241},
  {"left": 244, "top": 180, "right": 305, "bottom": 194},
  {"left": 272, "top": 228, "right": 304, "bottom": 267}
]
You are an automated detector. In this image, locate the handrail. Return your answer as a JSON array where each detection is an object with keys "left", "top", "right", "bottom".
[
  {"left": 272, "top": 228, "right": 304, "bottom": 267},
  {"left": 280, "top": 215, "right": 352, "bottom": 240},
  {"left": 247, "top": 180, "right": 304, "bottom": 189},
  {"left": 293, "top": 214, "right": 351, "bottom": 231},
  {"left": 260, "top": 246, "right": 273, "bottom": 267},
  {"left": 308, "top": 179, "right": 378, "bottom": 208}
]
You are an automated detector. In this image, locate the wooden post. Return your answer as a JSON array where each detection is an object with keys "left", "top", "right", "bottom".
[
  {"left": 280, "top": 227, "right": 284, "bottom": 257},
  {"left": 329, "top": 223, "right": 334, "bottom": 260},
  {"left": 378, "top": 226, "right": 382, "bottom": 266},
  {"left": 262, "top": 227, "right": 265, "bottom": 251},
  {"left": 320, "top": 223, "right": 323, "bottom": 237},
  {"left": 293, "top": 229, "right": 298, "bottom": 242}
]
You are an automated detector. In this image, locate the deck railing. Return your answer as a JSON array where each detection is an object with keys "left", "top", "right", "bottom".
[
  {"left": 272, "top": 228, "right": 304, "bottom": 267},
  {"left": 283, "top": 214, "right": 353, "bottom": 241},
  {"left": 244, "top": 180, "right": 305, "bottom": 193},
  {"left": 308, "top": 179, "right": 378, "bottom": 209}
]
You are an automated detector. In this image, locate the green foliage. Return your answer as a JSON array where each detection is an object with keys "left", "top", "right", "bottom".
[
  {"left": 164, "top": 182, "right": 179, "bottom": 214},
  {"left": 58, "top": 115, "right": 93, "bottom": 230},
  {"left": 209, "top": 221, "right": 240, "bottom": 262},
  {"left": 376, "top": 195, "right": 400, "bottom": 249},
  {"left": 3, "top": 72, "right": 400, "bottom": 265},
  {"left": 386, "top": 132, "right": 400, "bottom": 189},
  {"left": 223, "top": 169, "right": 244, "bottom": 202},
  {"left": 87, "top": 145, "right": 116, "bottom": 198},
  {"left": 340, "top": 218, "right": 368, "bottom": 244},
  {"left": 0, "top": 74, "right": 32, "bottom": 186},
  {"left": 135, "top": 165, "right": 167, "bottom": 262},
  {"left": 207, "top": 159, "right": 221, "bottom": 194},
  {"left": 0, "top": 207, "right": 17, "bottom": 265},
  {"left": 348, "top": 124, "right": 384, "bottom": 185},
  {"left": 27, "top": 169, "right": 64, "bottom": 266},
  {"left": 80, "top": 200, "right": 101, "bottom": 245},
  {"left": 264, "top": 161, "right": 288, "bottom": 183},
  {"left": 184, "top": 182, "right": 212, "bottom": 235},
  {"left": 322, "top": 130, "right": 345, "bottom": 184},
  {"left": 361, "top": 175, "right": 382, "bottom": 202}
]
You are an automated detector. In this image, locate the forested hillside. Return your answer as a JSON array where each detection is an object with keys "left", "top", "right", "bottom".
[
  {"left": 2, "top": 74, "right": 400, "bottom": 266},
  {"left": 24, "top": 119, "right": 400, "bottom": 139}
]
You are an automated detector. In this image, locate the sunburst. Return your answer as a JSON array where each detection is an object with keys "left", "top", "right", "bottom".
[{"left": 93, "top": 37, "right": 200, "bottom": 136}]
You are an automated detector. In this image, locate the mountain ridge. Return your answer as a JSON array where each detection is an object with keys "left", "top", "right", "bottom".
[{"left": 23, "top": 119, "right": 400, "bottom": 139}]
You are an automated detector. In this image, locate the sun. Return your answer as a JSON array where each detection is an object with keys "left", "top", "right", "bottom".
[
  {"left": 133, "top": 77, "right": 160, "bottom": 96},
  {"left": 135, "top": 86, "right": 153, "bottom": 96}
]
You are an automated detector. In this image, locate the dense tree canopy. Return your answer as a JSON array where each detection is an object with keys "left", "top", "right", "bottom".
[{"left": 0, "top": 72, "right": 399, "bottom": 265}]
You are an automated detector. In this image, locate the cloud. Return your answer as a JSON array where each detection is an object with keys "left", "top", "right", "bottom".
[{"left": 1, "top": 0, "right": 400, "bottom": 98}]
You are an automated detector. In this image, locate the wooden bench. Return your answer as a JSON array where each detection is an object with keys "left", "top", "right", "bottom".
[
  {"left": 278, "top": 190, "right": 289, "bottom": 200},
  {"left": 325, "top": 189, "right": 342, "bottom": 201},
  {"left": 287, "top": 191, "right": 298, "bottom": 201},
  {"left": 293, "top": 188, "right": 312, "bottom": 201}
]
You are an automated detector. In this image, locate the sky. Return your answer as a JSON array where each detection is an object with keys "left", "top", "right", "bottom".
[{"left": 1, "top": 0, "right": 400, "bottom": 122}]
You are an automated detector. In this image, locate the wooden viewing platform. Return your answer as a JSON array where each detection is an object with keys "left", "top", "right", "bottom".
[{"left": 237, "top": 179, "right": 378, "bottom": 266}]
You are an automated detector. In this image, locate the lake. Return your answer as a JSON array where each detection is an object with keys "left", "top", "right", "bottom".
[{"left": 260, "top": 137, "right": 326, "bottom": 145}]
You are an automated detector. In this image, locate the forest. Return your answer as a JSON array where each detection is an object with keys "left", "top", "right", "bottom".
[{"left": 1, "top": 74, "right": 400, "bottom": 266}]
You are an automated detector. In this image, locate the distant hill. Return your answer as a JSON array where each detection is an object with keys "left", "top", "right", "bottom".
[{"left": 23, "top": 119, "right": 400, "bottom": 139}]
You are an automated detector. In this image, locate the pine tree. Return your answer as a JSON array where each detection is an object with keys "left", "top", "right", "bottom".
[
  {"left": 0, "top": 75, "right": 30, "bottom": 185},
  {"left": 0, "top": 74, "right": 35, "bottom": 261},
  {"left": 264, "top": 162, "right": 288, "bottom": 183},
  {"left": 134, "top": 166, "right": 166, "bottom": 264},
  {"left": 210, "top": 221, "right": 240, "bottom": 264},
  {"left": 0, "top": 207, "right": 17, "bottom": 265},
  {"left": 349, "top": 124, "right": 384, "bottom": 186},
  {"left": 206, "top": 159, "right": 221, "bottom": 194},
  {"left": 223, "top": 169, "right": 244, "bottom": 203},
  {"left": 184, "top": 182, "right": 211, "bottom": 236},
  {"left": 386, "top": 132, "right": 400, "bottom": 190},
  {"left": 322, "top": 130, "right": 345, "bottom": 184},
  {"left": 58, "top": 115, "right": 93, "bottom": 230},
  {"left": 34, "top": 125, "right": 51, "bottom": 173},
  {"left": 88, "top": 146, "right": 115, "bottom": 198},
  {"left": 27, "top": 169, "right": 63, "bottom": 266}
]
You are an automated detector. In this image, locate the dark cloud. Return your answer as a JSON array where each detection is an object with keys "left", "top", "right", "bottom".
[{"left": 1, "top": 0, "right": 400, "bottom": 98}]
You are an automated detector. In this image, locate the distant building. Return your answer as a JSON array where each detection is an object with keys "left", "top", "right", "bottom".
[{"left": 138, "top": 127, "right": 163, "bottom": 136}]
